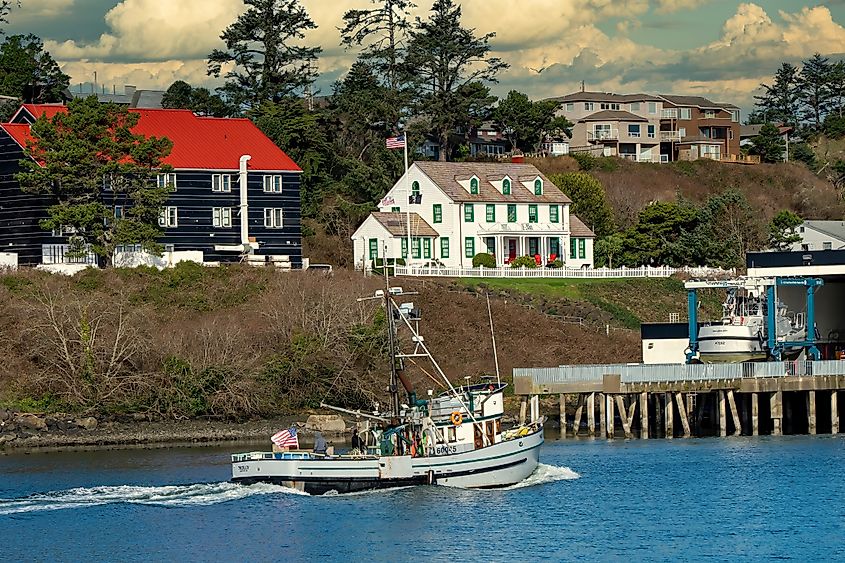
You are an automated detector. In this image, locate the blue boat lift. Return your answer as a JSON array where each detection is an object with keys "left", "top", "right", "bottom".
[{"left": 685, "top": 277, "right": 824, "bottom": 363}]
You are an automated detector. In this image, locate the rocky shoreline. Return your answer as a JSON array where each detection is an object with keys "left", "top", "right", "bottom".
[{"left": 0, "top": 410, "right": 353, "bottom": 452}]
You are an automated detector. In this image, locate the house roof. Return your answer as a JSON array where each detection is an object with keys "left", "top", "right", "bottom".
[
  {"left": 3, "top": 104, "right": 301, "bottom": 172},
  {"left": 803, "top": 221, "right": 845, "bottom": 243},
  {"left": 371, "top": 212, "right": 438, "bottom": 237},
  {"left": 659, "top": 94, "right": 728, "bottom": 110},
  {"left": 740, "top": 124, "right": 792, "bottom": 138},
  {"left": 551, "top": 91, "right": 662, "bottom": 103},
  {"left": 578, "top": 110, "right": 648, "bottom": 123},
  {"left": 570, "top": 215, "right": 596, "bottom": 238},
  {"left": 414, "top": 161, "right": 572, "bottom": 204}
]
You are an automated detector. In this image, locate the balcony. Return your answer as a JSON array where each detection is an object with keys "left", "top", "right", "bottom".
[
  {"left": 587, "top": 129, "right": 619, "bottom": 142},
  {"left": 661, "top": 109, "right": 677, "bottom": 119},
  {"left": 660, "top": 130, "right": 682, "bottom": 142}
]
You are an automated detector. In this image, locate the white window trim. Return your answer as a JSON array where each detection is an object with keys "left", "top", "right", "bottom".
[
  {"left": 212, "top": 174, "right": 232, "bottom": 193},
  {"left": 264, "top": 207, "right": 284, "bottom": 228},
  {"left": 159, "top": 206, "right": 178, "bottom": 228},
  {"left": 263, "top": 175, "right": 283, "bottom": 193},
  {"left": 212, "top": 207, "right": 232, "bottom": 228},
  {"left": 157, "top": 173, "right": 177, "bottom": 191}
]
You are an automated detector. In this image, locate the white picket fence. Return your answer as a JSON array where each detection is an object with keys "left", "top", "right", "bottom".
[{"left": 393, "top": 264, "right": 735, "bottom": 279}]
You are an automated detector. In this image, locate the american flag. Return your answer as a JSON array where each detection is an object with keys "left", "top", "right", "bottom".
[
  {"left": 271, "top": 426, "right": 299, "bottom": 448},
  {"left": 386, "top": 133, "right": 406, "bottom": 149}
]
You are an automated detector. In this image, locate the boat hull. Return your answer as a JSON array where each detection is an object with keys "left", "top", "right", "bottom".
[{"left": 231, "top": 427, "right": 543, "bottom": 495}]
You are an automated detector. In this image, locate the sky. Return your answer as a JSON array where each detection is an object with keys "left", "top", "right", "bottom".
[{"left": 7, "top": 0, "right": 845, "bottom": 115}]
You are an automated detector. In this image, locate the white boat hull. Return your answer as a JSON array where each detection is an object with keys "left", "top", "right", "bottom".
[
  {"left": 231, "top": 427, "right": 543, "bottom": 495},
  {"left": 698, "top": 324, "right": 765, "bottom": 363}
]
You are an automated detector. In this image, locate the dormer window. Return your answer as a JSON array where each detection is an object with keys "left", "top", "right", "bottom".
[
  {"left": 470, "top": 177, "right": 479, "bottom": 195},
  {"left": 534, "top": 178, "right": 543, "bottom": 196},
  {"left": 502, "top": 178, "right": 511, "bottom": 195},
  {"left": 409, "top": 180, "right": 421, "bottom": 204}
]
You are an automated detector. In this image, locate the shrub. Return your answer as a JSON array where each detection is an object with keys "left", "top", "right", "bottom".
[
  {"left": 509, "top": 255, "right": 538, "bottom": 268},
  {"left": 570, "top": 152, "right": 596, "bottom": 171},
  {"left": 551, "top": 258, "right": 563, "bottom": 268},
  {"left": 472, "top": 253, "right": 496, "bottom": 268},
  {"left": 371, "top": 257, "right": 406, "bottom": 275}
]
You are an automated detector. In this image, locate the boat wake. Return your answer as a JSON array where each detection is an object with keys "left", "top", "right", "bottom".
[
  {"left": 502, "top": 463, "right": 580, "bottom": 490},
  {"left": 0, "top": 481, "right": 305, "bottom": 515}
]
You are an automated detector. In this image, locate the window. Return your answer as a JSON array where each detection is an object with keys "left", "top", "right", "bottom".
[
  {"left": 528, "top": 204, "right": 538, "bottom": 223},
  {"left": 628, "top": 124, "right": 641, "bottom": 138},
  {"left": 704, "top": 110, "right": 716, "bottom": 119},
  {"left": 423, "top": 238, "right": 432, "bottom": 259},
  {"left": 114, "top": 206, "right": 125, "bottom": 219},
  {"left": 412, "top": 237, "right": 421, "bottom": 259},
  {"left": 212, "top": 174, "right": 232, "bottom": 192},
  {"left": 550, "top": 205, "right": 559, "bottom": 223},
  {"left": 411, "top": 180, "right": 420, "bottom": 196},
  {"left": 679, "top": 108, "right": 691, "bottom": 120},
  {"left": 824, "top": 242, "right": 833, "bottom": 250},
  {"left": 470, "top": 177, "right": 479, "bottom": 194},
  {"left": 534, "top": 178, "right": 543, "bottom": 195},
  {"left": 578, "top": 238, "right": 586, "bottom": 259},
  {"left": 159, "top": 206, "right": 178, "bottom": 227},
  {"left": 263, "top": 175, "right": 282, "bottom": 192},
  {"left": 503, "top": 178, "right": 511, "bottom": 195},
  {"left": 648, "top": 102, "right": 656, "bottom": 114},
  {"left": 464, "top": 237, "right": 475, "bottom": 258},
  {"left": 401, "top": 238, "right": 408, "bottom": 258},
  {"left": 729, "top": 130, "right": 734, "bottom": 140},
  {"left": 486, "top": 204, "right": 495, "bottom": 222},
  {"left": 103, "top": 174, "right": 113, "bottom": 191},
  {"left": 464, "top": 203, "right": 474, "bottom": 222},
  {"left": 565, "top": 103, "right": 574, "bottom": 112},
  {"left": 157, "top": 173, "right": 176, "bottom": 191},
  {"left": 600, "top": 102, "right": 621, "bottom": 110},
  {"left": 485, "top": 237, "right": 495, "bottom": 254},
  {"left": 212, "top": 207, "right": 232, "bottom": 227},
  {"left": 647, "top": 125, "right": 656, "bottom": 139},
  {"left": 264, "top": 207, "right": 283, "bottom": 228},
  {"left": 569, "top": 238, "right": 576, "bottom": 259},
  {"left": 550, "top": 238, "right": 560, "bottom": 257},
  {"left": 369, "top": 239, "right": 379, "bottom": 260},
  {"left": 440, "top": 237, "right": 450, "bottom": 258},
  {"left": 584, "top": 102, "right": 594, "bottom": 111},
  {"left": 447, "top": 426, "right": 457, "bottom": 442},
  {"left": 507, "top": 204, "right": 517, "bottom": 223},
  {"left": 630, "top": 102, "right": 641, "bottom": 112},
  {"left": 391, "top": 206, "right": 401, "bottom": 212},
  {"left": 678, "top": 127, "right": 686, "bottom": 138},
  {"left": 433, "top": 204, "right": 442, "bottom": 223},
  {"left": 730, "top": 110, "right": 740, "bottom": 123}
]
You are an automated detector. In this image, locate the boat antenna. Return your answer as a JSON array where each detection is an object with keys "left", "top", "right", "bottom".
[
  {"left": 383, "top": 245, "right": 401, "bottom": 419},
  {"left": 486, "top": 292, "right": 501, "bottom": 385}
]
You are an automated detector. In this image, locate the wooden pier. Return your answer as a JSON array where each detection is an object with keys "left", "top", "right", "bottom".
[{"left": 514, "top": 361, "right": 845, "bottom": 438}]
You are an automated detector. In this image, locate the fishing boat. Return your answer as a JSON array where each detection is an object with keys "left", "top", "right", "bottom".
[
  {"left": 697, "top": 286, "right": 806, "bottom": 363},
  {"left": 230, "top": 278, "right": 543, "bottom": 495}
]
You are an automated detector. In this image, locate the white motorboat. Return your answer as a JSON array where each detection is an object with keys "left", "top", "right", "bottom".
[
  {"left": 697, "top": 287, "right": 805, "bottom": 363},
  {"left": 231, "top": 279, "right": 543, "bottom": 495}
]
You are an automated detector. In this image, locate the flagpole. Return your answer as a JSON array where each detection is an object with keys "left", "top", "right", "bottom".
[{"left": 404, "top": 132, "right": 411, "bottom": 266}]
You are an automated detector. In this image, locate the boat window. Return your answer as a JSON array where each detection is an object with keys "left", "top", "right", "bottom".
[
  {"left": 495, "top": 419, "right": 501, "bottom": 434},
  {"left": 485, "top": 421, "right": 495, "bottom": 445},
  {"left": 474, "top": 424, "right": 483, "bottom": 449},
  {"left": 447, "top": 427, "right": 457, "bottom": 442}
]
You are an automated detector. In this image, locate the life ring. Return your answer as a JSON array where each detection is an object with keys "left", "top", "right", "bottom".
[{"left": 450, "top": 411, "right": 463, "bottom": 426}]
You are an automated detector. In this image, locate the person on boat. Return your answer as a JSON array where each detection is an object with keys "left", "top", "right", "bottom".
[
  {"left": 351, "top": 428, "right": 363, "bottom": 450},
  {"left": 313, "top": 431, "right": 327, "bottom": 455}
]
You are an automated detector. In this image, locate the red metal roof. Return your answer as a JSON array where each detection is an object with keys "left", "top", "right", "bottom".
[{"left": 4, "top": 104, "right": 302, "bottom": 172}]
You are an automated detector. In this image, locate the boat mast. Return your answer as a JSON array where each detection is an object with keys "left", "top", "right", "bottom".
[
  {"left": 486, "top": 293, "right": 501, "bottom": 386},
  {"left": 383, "top": 249, "right": 401, "bottom": 418}
]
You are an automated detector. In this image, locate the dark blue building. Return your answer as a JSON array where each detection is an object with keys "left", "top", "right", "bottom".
[{"left": 0, "top": 104, "right": 303, "bottom": 268}]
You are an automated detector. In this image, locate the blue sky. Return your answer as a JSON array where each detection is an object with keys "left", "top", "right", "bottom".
[{"left": 8, "top": 1, "right": 845, "bottom": 114}]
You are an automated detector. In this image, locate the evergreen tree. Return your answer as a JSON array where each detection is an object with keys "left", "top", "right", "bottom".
[
  {"left": 16, "top": 97, "right": 174, "bottom": 264},
  {"left": 492, "top": 91, "right": 571, "bottom": 153},
  {"left": 549, "top": 172, "right": 614, "bottom": 237},
  {"left": 768, "top": 210, "right": 802, "bottom": 251},
  {"left": 830, "top": 61, "right": 845, "bottom": 119},
  {"left": 754, "top": 63, "right": 800, "bottom": 128},
  {"left": 0, "top": 34, "right": 69, "bottom": 104},
  {"left": 748, "top": 123, "right": 786, "bottom": 163},
  {"left": 404, "top": 0, "right": 507, "bottom": 161},
  {"left": 798, "top": 53, "right": 834, "bottom": 131},
  {"left": 208, "top": 0, "right": 321, "bottom": 111},
  {"left": 594, "top": 234, "right": 624, "bottom": 268},
  {"left": 162, "top": 80, "right": 231, "bottom": 117}
]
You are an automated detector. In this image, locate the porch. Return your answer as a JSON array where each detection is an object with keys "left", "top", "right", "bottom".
[{"left": 477, "top": 233, "right": 565, "bottom": 267}]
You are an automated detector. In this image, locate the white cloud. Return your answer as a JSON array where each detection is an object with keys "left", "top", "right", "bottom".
[{"left": 10, "top": 0, "right": 76, "bottom": 20}]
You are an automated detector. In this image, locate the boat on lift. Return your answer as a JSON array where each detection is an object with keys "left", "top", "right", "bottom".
[{"left": 230, "top": 277, "right": 543, "bottom": 495}]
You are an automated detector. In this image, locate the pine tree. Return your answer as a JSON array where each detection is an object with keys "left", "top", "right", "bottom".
[
  {"left": 754, "top": 63, "right": 800, "bottom": 128},
  {"left": 404, "top": 0, "right": 507, "bottom": 161},
  {"left": 16, "top": 97, "right": 174, "bottom": 265},
  {"left": 208, "top": 0, "right": 321, "bottom": 111},
  {"left": 768, "top": 210, "right": 802, "bottom": 251},
  {"left": 798, "top": 53, "right": 834, "bottom": 130},
  {"left": 0, "top": 34, "right": 69, "bottom": 104},
  {"left": 748, "top": 123, "right": 786, "bottom": 163},
  {"left": 493, "top": 90, "right": 571, "bottom": 152}
]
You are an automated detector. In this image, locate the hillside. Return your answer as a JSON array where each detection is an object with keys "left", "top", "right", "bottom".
[{"left": 0, "top": 266, "right": 713, "bottom": 419}]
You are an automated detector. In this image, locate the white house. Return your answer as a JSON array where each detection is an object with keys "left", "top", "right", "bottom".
[
  {"left": 351, "top": 161, "right": 595, "bottom": 270},
  {"left": 790, "top": 221, "right": 845, "bottom": 252}
]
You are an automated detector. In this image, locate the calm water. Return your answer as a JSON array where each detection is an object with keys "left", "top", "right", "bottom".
[{"left": 1, "top": 435, "right": 844, "bottom": 562}]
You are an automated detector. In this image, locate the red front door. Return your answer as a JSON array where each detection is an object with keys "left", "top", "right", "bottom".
[{"left": 508, "top": 240, "right": 517, "bottom": 260}]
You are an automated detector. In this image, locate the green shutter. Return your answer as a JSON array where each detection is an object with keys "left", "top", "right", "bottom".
[
  {"left": 534, "top": 178, "right": 542, "bottom": 195},
  {"left": 507, "top": 204, "right": 516, "bottom": 223},
  {"left": 441, "top": 237, "right": 450, "bottom": 258},
  {"left": 550, "top": 205, "right": 559, "bottom": 223},
  {"left": 470, "top": 177, "right": 479, "bottom": 194},
  {"left": 465, "top": 237, "right": 475, "bottom": 258},
  {"left": 391, "top": 206, "right": 400, "bottom": 212},
  {"left": 433, "top": 204, "right": 442, "bottom": 223},
  {"left": 579, "top": 238, "right": 586, "bottom": 259},
  {"left": 503, "top": 178, "right": 511, "bottom": 195},
  {"left": 529, "top": 204, "right": 538, "bottom": 223},
  {"left": 412, "top": 237, "right": 421, "bottom": 259},
  {"left": 464, "top": 204, "right": 474, "bottom": 222},
  {"left": 570, "top": 238, "right": 576, "bottom": 259},
  {"left": 411, "top": 181, "right": 420, "bottom": 196},
  {"left": 423, "top": 238, "right": 431, "bottom": 259},
  {"left": 401, "top": 238, "right": 408, "bottom": 258},
  {"left": 486, "top": 204, "right": 495, "bottom": 222},
  {"left": 369, "top": 238, "right": 378, "bottom": 260}
]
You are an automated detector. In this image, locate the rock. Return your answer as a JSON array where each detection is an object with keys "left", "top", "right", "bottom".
[
  {"left": 305, "top": 414, "right": 346, "bottom": 434},
  {"left": 0, "top": 409, "right": 9, "bottom": 422},
  {"left": 15, "top": 414, "right": 47, "bottom": 431},
  {"left": 76, "top": 417, "right": 98, "bottom": 430},
  {"left": 0, "top": 433, "right": 17, "bottom": 446}
]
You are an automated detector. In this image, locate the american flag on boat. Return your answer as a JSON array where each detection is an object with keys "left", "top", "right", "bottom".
[
  {"left": 271, "top": 426, "right": 299, "bottom": 448},
  {"left": 386, "top": 133, "right": 406, "bottom": 149}
]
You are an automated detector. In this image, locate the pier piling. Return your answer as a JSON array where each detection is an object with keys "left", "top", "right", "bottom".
[
  {"left": 718, "top": 391, "right": 727, "bottom": 437},
  {"left": 808, "top": 391, "right": 817, "bottom": 435},
  {"left": 560, "top": 394, "right": 566, "bottom": 438},
  {"left": 771, "top": 391, "right": 783, "bottom": 436},
  {"left": 587, "top": 393, "right": 596, "bottom": 437},
  {"left": 832, "top": 391, "right": 839, "bottom": 434},
  {"left": 640, "top": 392, "right": 649, "bottom": 439},
  {"left": 675, "top": 393, "right": 691, "bottom": 438},
  {"left": 664, "top": 393, "right": 674, "bottom": 439},
  {"left": 727, "top": 391, "right": 741, "bottom": 436},
  {"left": 751, "top": 393, "right": 759, "bottom": 436},
  {"left": 573, "top": 395, "right": 585, "bottom": 437}
]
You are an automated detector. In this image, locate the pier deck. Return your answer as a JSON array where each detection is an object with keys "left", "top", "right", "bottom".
[{"left": 514, "top": 360, "right": 845, "bottom": 438}]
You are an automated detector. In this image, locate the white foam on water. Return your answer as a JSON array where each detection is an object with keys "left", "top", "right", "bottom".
[
  {"left": 501, "top": 463, "right": 580, "bottom": 490},
  {"left": 0, "top": 481, "right": 306, "bottom": 515}
]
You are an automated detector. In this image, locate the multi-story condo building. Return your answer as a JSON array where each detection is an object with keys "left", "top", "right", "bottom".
[
  {"left": 658, "top": 95, "right": 741, "bottom": 162},
  {"left": 351, "top": 161, "right": 595, "bottom": 270},
  {"left": 0, "top": 104, "right": 303, "bottom": 268}
]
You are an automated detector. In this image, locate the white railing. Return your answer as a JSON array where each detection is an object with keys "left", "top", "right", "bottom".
[
  {"left": 515, "top": 360, "right": 845, "bottom": 386},
  {"left": 393, "top": 265, "right": 735, "bottom": 279},
  {"left": 660, "top": 131, "right": 681, "bottom": 141},
  {"left": 41, "top": 244, "right": 97, "bottom": 265},
  {"left": 587, "top": 129, "right": 619, "bottom": 141},
  {"left": 661, "top": 109, "right": 678, "bottom": 119}
]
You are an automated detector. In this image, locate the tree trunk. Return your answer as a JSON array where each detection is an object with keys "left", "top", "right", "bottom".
[{"left": 439, "top": 128, "right": 448, "bottom": 161}]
